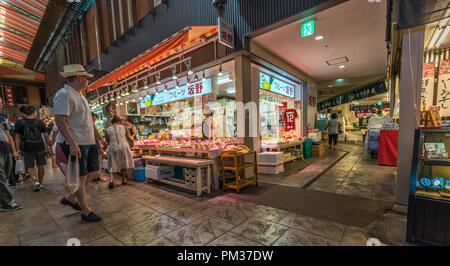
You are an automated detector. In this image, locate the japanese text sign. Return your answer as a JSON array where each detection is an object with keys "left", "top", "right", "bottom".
[
  {"left": 5, "top": 86, "right": 14, "bottom": 107},
  {"left": 422, "top": 63, "right": 435, "bottom": 109},
  {"left": 140, "top": 78, "right": 212, "bottom": 108},
  {"left": 218, "top": 17, "right": 234, "bottom": 49},
  {"left": 260, "top": 72, "right": 295, "bottom": 98},
  {"left": 437, "top": 59, "right": 450, "bottom": 117}
]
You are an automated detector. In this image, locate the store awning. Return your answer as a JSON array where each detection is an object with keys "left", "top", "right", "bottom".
[{"left": 87, "top": 26, "right": 218, "bottom": 93}]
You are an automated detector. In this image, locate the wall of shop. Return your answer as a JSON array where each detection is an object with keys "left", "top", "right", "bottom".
[
  {"left": 42, "top": 0, "right": 340, "bottom": 100},
  {"left": 250, "top": 42, "right": 317, "bottom": 133}
]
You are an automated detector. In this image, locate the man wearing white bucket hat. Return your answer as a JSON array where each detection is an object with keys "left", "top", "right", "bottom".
[{"left": 53, "top": 64, "right": 103, "bottom": 222}]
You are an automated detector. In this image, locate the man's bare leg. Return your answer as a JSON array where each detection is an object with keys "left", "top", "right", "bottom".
[{"left": 37, "top": 166, "right": 45, "bottom": 184}]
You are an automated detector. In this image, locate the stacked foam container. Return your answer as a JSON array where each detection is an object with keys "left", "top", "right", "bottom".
[
  {"left": 183, "top": 168, "right": 207, "bottom": 188},
  {"left": 257, "top": 152, "right": 284, "bottom": 174}
]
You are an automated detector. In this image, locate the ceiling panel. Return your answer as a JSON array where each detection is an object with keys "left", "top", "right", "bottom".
[
  {"left": 0, "top": 0, "right": 49, "bottom": 65},
  {"left": 252, "top": 0, "right": 388, "bottom": 83}
]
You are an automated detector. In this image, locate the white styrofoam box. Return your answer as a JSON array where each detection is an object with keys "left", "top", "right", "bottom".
[
  {"left": 257, "top": 152, "right": 283, "bottom": 164},
  {"left": 244, "top": 166, "right": 256, "bottom": 178},
  {"left": 145, "top": 165, "right": 175, "bottom": 180},
  {"left": 258, "top": 163, "right": 284, "bottom": 175}
]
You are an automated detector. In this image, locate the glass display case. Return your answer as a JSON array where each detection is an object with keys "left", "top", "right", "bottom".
[
  {"left": 410, "top": 129, "right": 450, "bottom": 199},
  {"left": 407, "top": 128, "right": 450, "bottom": 245}
]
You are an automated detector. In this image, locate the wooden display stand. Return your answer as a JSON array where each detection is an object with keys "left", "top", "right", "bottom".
[
  {"left": 220, "top": 151, "right": 258, "bottom": 193},
  {"left": 143, "top": 155, "right": 212, "bottom": 196}
]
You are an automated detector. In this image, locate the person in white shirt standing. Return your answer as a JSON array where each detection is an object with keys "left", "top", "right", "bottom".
[{"left": 53, "top": 64, "right": 104, "bottom": 222}]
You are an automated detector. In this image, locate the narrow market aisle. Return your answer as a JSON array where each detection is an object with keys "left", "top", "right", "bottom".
[
  {"left": 307, "top": 142, "right": 396, "bottom": 202},
  {"left": 1, "top": 154, "right": 410, "bottom": 246}
]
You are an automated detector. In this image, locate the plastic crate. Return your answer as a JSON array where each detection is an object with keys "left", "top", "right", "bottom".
[{"left": 134, "top": 167, "right": 146, "bottom": 182}]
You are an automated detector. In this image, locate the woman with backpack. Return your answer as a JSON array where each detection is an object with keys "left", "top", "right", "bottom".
[{"left": 15, "top": 105, "right": 53, "bottom": 192}]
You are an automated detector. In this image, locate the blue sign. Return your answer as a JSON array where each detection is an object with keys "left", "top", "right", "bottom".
[
  {"left": 140, "top": 79, "right": 212, "bottom": 108},
  {"left": 318, "top": 81, "right": 387, "bottom": 111},
  {"left": 416, "top": 177, "right": 450, "bottom": 189}
]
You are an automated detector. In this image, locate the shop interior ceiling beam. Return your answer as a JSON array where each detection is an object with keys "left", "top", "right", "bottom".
[
  {"left": 24, "top": 0, "right": 91, "bottom": 71},
  {"left": 396, "top": 0, "right": 450, "bottom": 30}
]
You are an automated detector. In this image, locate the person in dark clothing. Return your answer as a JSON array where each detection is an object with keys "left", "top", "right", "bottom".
[
  {"left": 15, "top": 105, "right": 53, "bottom": 192},
  {"left": 0, "top": 97, "right": 22, "bottom": 211},
  {"left": 0, "top": 111, "right": 22, "bottom": 189}
]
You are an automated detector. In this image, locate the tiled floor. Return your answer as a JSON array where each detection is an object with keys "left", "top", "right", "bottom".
[{"left": 0, "top": 143, "right": 412, "bottom": 246}]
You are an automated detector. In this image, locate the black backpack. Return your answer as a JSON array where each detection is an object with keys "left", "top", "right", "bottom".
[{"left": 22, "top": 119, "right": 44, "bottom": 150}]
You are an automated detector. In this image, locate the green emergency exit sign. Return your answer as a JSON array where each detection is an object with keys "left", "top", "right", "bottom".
[{"left": 301, "top": 19, "right": 315, "bottom": 38}]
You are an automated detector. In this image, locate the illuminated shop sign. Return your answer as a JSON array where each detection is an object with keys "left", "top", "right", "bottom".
[
  {"left": 416, "top": 177, "right": 450, "bottom": 189},
  {"left": 140, "top": 79, "right": 212, "bottom": 108},
  {"left": 259, "top": 73, "right": 295, "bottom": 98}
]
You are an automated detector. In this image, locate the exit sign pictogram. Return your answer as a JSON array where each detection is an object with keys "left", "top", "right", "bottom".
[{"left": 301, "top": 19, "right": 315, "bottom": 38}]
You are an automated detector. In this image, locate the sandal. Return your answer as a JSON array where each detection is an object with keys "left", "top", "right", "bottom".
[
  {"left": 122, "top": 180, "right": 128, "bottom": 185},
  {"left": 108, "top": 182, "right": 114, "bottom": 189}
]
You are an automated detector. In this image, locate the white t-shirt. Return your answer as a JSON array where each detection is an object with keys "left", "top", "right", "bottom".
[{"left": 53, "top": 84, "right": 96, "bottom": 146}]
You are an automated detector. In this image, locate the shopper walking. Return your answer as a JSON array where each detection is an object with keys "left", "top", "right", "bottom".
[
  {"left": 326, "top": 113, "right": 341, "bottom": 150},
  {"left": 104, "top": 116, "right": 134, "bottom": 189},
  {"left": 54, "top": 64, "right": 104, "bottom": 222},
  {"left": 15, "top": 105, "right": 53, "bottom": 192},
  {"left": 0, "top": 111, "right": 22, "bottom": 189},
  {"left": 0, "top": 97, "right": 22, "bottom": 211}
]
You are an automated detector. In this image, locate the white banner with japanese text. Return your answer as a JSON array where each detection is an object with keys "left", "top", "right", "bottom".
[
  {"left": 421, "top": 63, "right": 435, "bottom": 109},
  {"left": 437, "top": 59, "right": 450, "bottom": 117}
]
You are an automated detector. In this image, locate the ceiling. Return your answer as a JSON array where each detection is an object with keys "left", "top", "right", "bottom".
[
  {"left": 252, "top": 0, "right": 388, "bottom": 86},
  {"left": 0, "top": 0, "right": 49, "bottom": 65}
]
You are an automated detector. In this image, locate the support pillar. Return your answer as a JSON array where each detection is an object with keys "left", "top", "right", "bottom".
[{"left": 396, "top": 27, "right": 425, "bottom": 205}]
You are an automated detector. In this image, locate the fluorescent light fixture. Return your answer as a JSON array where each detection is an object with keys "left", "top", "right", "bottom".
[
  {"left": 226, "top": 87, "right": 236, "bottom": 94},
  {"left": 436, "top": 26, "right": 450, "bottom": 48},
  {"left": 218, "top": 75, "right": 232, "bottom": 84},
  {"left": 338, "top": 65, "right": 346, "bottom": 69},
  {"left": 315, "top": 35, "right": 324, "bottom": 40},
  {"left": 336, "top": 79, "right": 344, "bottom": 82},
  {"left": 428, "top": 28, "right": 442, "bottom": 50}
]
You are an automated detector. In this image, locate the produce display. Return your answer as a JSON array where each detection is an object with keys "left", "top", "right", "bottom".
[
  {"left": 135, "top": 138, "right": 237, "bottom": 150},
  {"left": 261, "top": 134, "right": 299, "bottom": 147}
]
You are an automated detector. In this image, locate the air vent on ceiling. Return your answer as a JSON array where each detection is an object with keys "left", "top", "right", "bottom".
[{"left": 326, "top": 56, "right": 349, "bottom": 66}]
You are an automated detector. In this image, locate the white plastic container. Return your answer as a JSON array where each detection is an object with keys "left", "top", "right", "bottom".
[{"left": 145, "top": 165, "right": 175, "bottom": 180}]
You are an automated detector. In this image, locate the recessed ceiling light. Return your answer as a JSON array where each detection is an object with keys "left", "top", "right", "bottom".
[
  {"left": 315, "top": 35, "right": 324, "bottom": 40},
  {"left": 339, "top": 65, "right": 346, "bottom": 69}
]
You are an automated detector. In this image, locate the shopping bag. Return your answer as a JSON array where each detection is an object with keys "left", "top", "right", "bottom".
[
  {"left": 15, "top": 158, "right": 25, "bottom": 175},
  {"left": 66, "top": 155, "right": 80, "bottom": 193}
]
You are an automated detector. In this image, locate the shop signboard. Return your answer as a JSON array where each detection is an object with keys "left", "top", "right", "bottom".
[
  {"left": 140, "top": 78, "right": 212, "bottom": 108},
  {"left": 318, "top": 81, "right": 387, "bottom": 111},
  {"left": 260, "top": 73, "right": 295, "bottom": 98},
  {"left": 218, "top": 17, "right": 234, "bottom": 49},
  {"left": 4, "top": 86, "right": 14, "bottom": 107},
  {"left": 422, "top": 63, "right": 435, "bottom": 109},
  {"left": 437, "top": 59, "right": 450, "bottom": 117}
]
